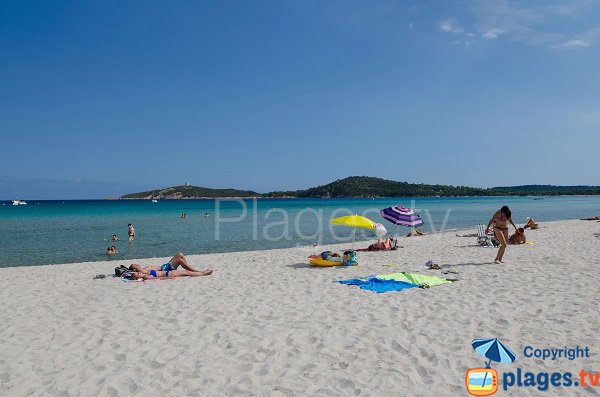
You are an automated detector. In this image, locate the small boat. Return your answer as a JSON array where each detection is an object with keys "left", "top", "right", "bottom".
[
  {"left": 152, "top": 199, "right": 158, "bottom": 203},
  {"left": 12, "top": 200, "right": 27, "bottom": 205}
]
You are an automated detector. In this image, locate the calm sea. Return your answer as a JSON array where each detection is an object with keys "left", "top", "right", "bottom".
[{"left": 1, "top": 196, "right": 598, "bottom": 267}]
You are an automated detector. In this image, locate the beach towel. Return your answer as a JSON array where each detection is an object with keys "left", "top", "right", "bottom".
[
  {"left": 376, "top": 272, "right": 452, "bottom": 287},
  {"left": 338, "top": 277, "right": 418, "bottom": 293},
  {"left": 337, "top": 272, "right": 452, "bottom": 293}
]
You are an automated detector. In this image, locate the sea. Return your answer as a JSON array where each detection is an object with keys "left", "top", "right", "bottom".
[{"left": 1, "top": 196, "right": 599, "bottom": 268}]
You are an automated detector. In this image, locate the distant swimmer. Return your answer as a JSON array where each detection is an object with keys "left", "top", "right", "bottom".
[
  {"left": 204, "top": 212, "right": 209, "bottom": 218},
  {"left": 112, "top": 234, "right": 118, "bottom": 241},
  {"left": 128, "top": 223, "right": 135, "bottom": 241},
  {"left": 181, "top": 213, "right": 187, "bottom": 219},
  {"left": 106, "top": 246, "right": 118, "bottom": 256}
]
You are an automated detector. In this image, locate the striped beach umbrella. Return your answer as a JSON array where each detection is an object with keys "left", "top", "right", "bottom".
[
  {"left": 472, "top": 338, "right": 517, "bottom": 365},
  {"left": 471, "top": 338, "right": 516, "bottom": 389},
  {"left": 380, "top": 206, "right": 424, "bottom": 228}
]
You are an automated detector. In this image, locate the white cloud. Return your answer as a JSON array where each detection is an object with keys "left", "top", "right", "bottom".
[
  {"left": 439, "top": 20, "right": 463, "bottom": 34},
  {"left": 552, "top": 27, "right": 600, "bottom": 49},
  {"left": 553, "top": 38, "right": 589, "bottom": 48},
  {"left": 481, "top": 28, "right": 504, "bottom": 39},
  {"left": 438, "top": 0, "right": 600, "bottom": 49}
]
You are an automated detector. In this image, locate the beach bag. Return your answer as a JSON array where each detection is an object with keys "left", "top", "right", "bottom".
[
  {"left": 342, "top": 250, "right": 358, "bottom": 266},
  {"left": 114, "top": 265, "right": 129, "bottom": 277}
]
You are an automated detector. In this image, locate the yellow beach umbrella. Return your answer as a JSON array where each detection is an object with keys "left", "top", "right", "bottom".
[
  {"left": 331, "top": 215, "right": 375, "bottom": 248},
  {"left": 331, "top": 215, "right": 375, "bottom": 229}
]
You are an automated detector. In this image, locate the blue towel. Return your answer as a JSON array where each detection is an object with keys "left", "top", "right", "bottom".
[{"left": 337, "top": 277, "right": 418, "bottom": 293}]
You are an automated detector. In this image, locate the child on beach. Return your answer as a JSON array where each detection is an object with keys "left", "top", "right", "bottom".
[{"left": 508, "top": 228, "right": 526, "bottom": 245}]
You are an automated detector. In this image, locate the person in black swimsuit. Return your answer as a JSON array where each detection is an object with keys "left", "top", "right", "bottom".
[{"left": 486, "top": 206, "right": 518, "bottom": 264}]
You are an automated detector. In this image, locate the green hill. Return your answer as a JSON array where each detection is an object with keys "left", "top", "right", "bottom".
[
  {"left": 266, "top": 176, "right": 485, "bottom": 198},
  {"left": 488, "top": 184, "right": 600, "bottom": 195},
  {"left": 121, "top": 177, "right": 600, "bottom": 199},
  {"left": 121, "top": 185, "right": 260, "bottom": 199}
]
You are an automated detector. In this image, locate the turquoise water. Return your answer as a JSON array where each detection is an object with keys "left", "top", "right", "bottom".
[{"left": 1, "top": 196, "right": 599, "bottom": 267}]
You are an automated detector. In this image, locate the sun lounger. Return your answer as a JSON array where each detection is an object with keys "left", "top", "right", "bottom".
[{"left": 476, "top": 224, "right": 495, "bottom": 247}]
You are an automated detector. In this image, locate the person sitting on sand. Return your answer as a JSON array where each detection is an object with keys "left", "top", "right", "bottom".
[
  {"left": 508, "top": 228, "right": 527, "bottom": 245},
  {"left": 128, "top": 268, "right": 213, "bottom": 280},
  {"left": 129, "top": 252, "right": 206, "bottom": 273},
  {"left": 524, "top": 218, "right": 539, "bottom": 229}
]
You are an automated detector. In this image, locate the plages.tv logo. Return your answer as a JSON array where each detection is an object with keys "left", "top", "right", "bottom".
[{"left": 465, "top": 338, "right": 517, "bottom": 396}]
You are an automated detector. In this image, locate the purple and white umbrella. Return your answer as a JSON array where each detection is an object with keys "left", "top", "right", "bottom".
[{"left": 380, "top": 206, "right": 424, "bottom": 228}]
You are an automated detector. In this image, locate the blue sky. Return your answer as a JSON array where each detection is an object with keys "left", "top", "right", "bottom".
[{"left": 1, "top": 0, "right": 599, "bottom": 198}]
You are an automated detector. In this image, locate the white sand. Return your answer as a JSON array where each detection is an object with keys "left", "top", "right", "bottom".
[{"left": 1, "top": 220, "right": 599, "bottom": 396}]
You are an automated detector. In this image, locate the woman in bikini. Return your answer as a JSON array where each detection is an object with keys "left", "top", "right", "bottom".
[
  {"left": 128, "top": 268, "right": 213, "bottom": 280},
  {"left": 486, "top": 206, "right": 518, "bottom": 264}
]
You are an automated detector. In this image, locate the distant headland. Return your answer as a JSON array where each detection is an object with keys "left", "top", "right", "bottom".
[{"left": 119, "top": 176, "right": 600, "bottom": 199}]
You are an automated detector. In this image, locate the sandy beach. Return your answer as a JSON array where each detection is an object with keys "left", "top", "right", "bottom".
[{"left": 1, "top": 219, "right": 599, "bottom": 396}]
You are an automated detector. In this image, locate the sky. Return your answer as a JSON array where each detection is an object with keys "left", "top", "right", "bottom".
[{"left": 1, "top": 0, "right": 600, "bottom": 199}]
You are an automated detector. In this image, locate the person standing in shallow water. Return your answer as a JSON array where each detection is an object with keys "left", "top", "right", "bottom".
[
  {"left": 128, "top": 223, "right": 135, "bottom": 241},
  {"left": 486, "top": 206, "right": 518, "bottom": 264}
]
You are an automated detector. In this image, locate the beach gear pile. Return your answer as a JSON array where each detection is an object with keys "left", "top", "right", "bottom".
[
  {"left": 337, "top": 272, "right": 452, "bottom": 293},
  {"left": 309, "top": 250, "right": 358, "bottom": 267}
]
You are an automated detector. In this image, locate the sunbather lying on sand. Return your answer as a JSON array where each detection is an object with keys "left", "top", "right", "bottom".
[
  {"left": 321, "top": 251, "right": 343, "bottom": 262},
  {"left": 129, "top": 269, "right": 213, "bottom": 280},
  {"left": 357, "top": 237, "right": 397, "bottom": 251},
  {"left": 581, "top": 216, "right": 600, "bottom": 221},
  {"left": 129, "top": 252, "right": 203, "bottom": 273}
]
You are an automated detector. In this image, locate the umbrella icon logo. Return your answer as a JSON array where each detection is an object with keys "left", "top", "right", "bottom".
[{"left": 465, "top": 338, "right": 517, "bottom": 396}]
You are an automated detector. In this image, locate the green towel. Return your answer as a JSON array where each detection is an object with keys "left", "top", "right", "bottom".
[{"left": 375, "top": 272, "right": 452, "bottom": 287}]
